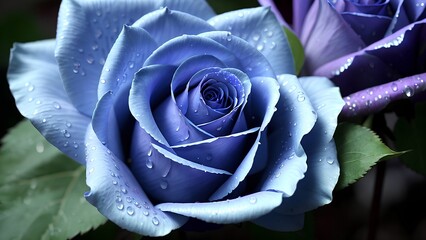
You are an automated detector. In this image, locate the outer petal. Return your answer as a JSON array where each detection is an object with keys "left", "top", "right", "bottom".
[
  {"left": 208, "top": 7, "right": 295, "bottom": 74},
  {"left": 55, "top": 0, "right": 215, "bottom": 116},
  {"left": 277, "top": 76, "right": 344, "bottom": 214},
  {"left": 84, "top": 125, "right": 187, "bottom": 237},
  {"left": 132, "top": 8, "right": 215, "bottom": 46},
  {"left": 199, "top": 31, "right": 276, "bottom": 78},
  {"left": 301, "top": 0, "right": 365, "bottom": 73},
  {"left": 314, "top": 19, "right": 426, "bottom": 97},
  {"left": 258, "top": 74, "right": 317, "bottom": 196},
  {"left": 341, "top": 73, "right": 426, "bottom": 117},
  {"left": 157, "top": 191, "right": 283, "bottom": 224},
  {"left": 7, "top": 40, "right": 89, "bottom": 164}
]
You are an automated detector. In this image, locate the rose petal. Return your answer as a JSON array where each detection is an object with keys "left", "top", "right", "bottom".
[
  {"left": 275, "top": 76, "right": 343, "bottom": 214},
  {"left": 200, "top": 31, "right": 276, "bottom": 78},
  {"left": 84, "top": 125, "right": 187, "bottom": 237},
  {"left": 97, "top": 25, "right": 157, "bottom": 98},
  {"left": 171, "top": 127, "right": 259, "bottom": 173},
  {"left": 301, "top": 0, "right": 365, "bottom": 73},
  {"left": 144, "top": 34, "right": 240, "bottom": 68},
  {"left": 341, "top": 12, "right": 391, "bottom": 44},
  {"left": 7, "top": 40, "right": 89, "bottom": 164},
  {"left": 208, "top": 7, "right": 295, "bottom": 74},
  {"left": 132, "top": 8, "right": 215, "bottom": 46},
  {"left": 157, "top": 191, "right": 283, "bottom": 224},
  {"left": 315, "top": 19, "right": 426, "bottom": 96},
  {"left": 258, "top": 75, "right": 317, "bottom": 196},
  {"left": 341, "top": 73, "right": 426, "bottom": 117},
  {"left": 130, "top": 125, "right": 231, "bottom": 203},
  {"left": 55, "top": 0, "right": 215, "bottom": 116},
  {"left": 209, "top": 76, "right": 280, "bottom": 200}
]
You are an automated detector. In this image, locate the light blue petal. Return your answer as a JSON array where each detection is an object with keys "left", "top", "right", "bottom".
[
  {"left": 129, "top": 65, "right": 176, "bottom": 146},
  {"left": 54, "top": 0, "right": 214, "bottom": 116},
  {"left": 161, "top": 0, "right": 216, "bottom": 20},
  {"left": 54, "top": 0, "right": 163, "bottom": 116},
  {"left": 157, "top": 191, "right": 283, "bottom": 224},
  {"left": 97, "top": 25, "right": 158, "bottom": 98},
  {"left": 84, "top": 125, "right": 187, "bottom": 237},
  {"left": 258, "top": 74, "right": 317, "bottom": 197},
  {"left": 275, "top": 77, "right": 343, "bottom": 213},
  {"left": 132, "top": 8, "right": 215, "bottom": 46},
  {"left": 252, "top": 211, "right": 304, "bottom": 231},
  {"left": 199, "top": 31, "right": 276, "bottom": 78},
  {"left": 7, "top": 40, "right": 90, "bottom": 164},
  {"left": 130, "top": 125, "right": 231, "bottom": 203},
  {"left": 208, "top": 7, "right": 295, "bottom": 74},
  {"left": 210, "top": 76, "right": 280, "bottom": 200},
  {"left": 144, "top": 34, "right": 240, "bottom": 67}
]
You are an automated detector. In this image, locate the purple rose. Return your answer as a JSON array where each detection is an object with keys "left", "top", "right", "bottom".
[
  {"left": 260, "top": 0, "right": 426, "bottom": 117},
  {"left": 8, "top": 0, "right": 343, "bottom": 236}
]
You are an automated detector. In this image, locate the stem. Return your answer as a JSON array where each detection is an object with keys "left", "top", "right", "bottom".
[{"left": 367, "top": 160, "right": 386, "bottom": 240}]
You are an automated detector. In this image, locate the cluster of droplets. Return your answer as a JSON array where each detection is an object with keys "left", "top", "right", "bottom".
[
  {"left": 374, "top": 33, "right": 405, "bottom": 49},
  {"left": 144, "top": 146, "right": 171, "bottom": 191},
  {"left": 343, "top": 75, "right": 426, "bottom": 116},
  {"left": 332, "top": 57, "right": 354, "bottom": 76},
  {"left": 249, "top": 27, "right": 277, "bottom": 53}
]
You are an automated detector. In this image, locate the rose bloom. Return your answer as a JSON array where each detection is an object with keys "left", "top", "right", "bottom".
[
  {"left": 260, "top": 0, "right": 426, "bottom": 117},
  {"left": 8, "top": 0, "right": 343, "bottom": 236}
]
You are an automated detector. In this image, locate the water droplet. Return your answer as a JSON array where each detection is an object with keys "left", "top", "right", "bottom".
[
  {"left": 73, "top": 142, "right": 79, "bottom": 149},
  {"left": 326, "top": 157, "right": 334, "bottom": 165},
  {"left": 66, "top": 122, "right": 72, "bottom": 128},
  {"left": 206, "top": 154, "right": 212, "bottom": 161},
  {"left": 146, "top": 158, "right": 153, "bottom": 169},
  {"left": 27, "top": 84, "right": 35, "bottom": 92},
  {"left": 127, "top": 206, "right": 135, "bottom": 216},
  {"left": 121, "top": 187, "right": 128, "bottom": 194},
  {"left": 249, "top": 196, "right": 257, "bottom": 204},
  {"left": 391, "top": 83, "right": 398, "bottom": 92},
  {"left": 63, "top": 130, "right": 71, "bottom": 138},
  {"left": 160, "top": 180, "right": 168, "bottom": 190},
  {"left": 270, "top": 42, "right": 276, "bottom": 49},
  {"left": 256, "top": 43, "right": 264, "bottom": 51},
  {"left": 89, "top": 168, "right": 94, "bottom": 174},
  {"left": 92, "top": 44, "right": 99, "bottom": 51},
  {"left": 297, "top": 92, "right": 305, "bottom": 102},
  {"left": 404, "top": 86, "right": 414, "bottom": 97},
  {"left": 226, "top": 32, "right": 232, "bottom": 42},
  {"left": 86, "top": 56, "right": 94, "bottom": 64},
  {"left": 112, "top": 180, "right": 118, "bottom": 185},
  {"left": 216, "top": 126, "right": 222, "bottom": 131},
  {"left": 175, "top": 125, "right": 180, "bottom": 132},
  {"left": 72, "top": 62, "right": 80, "bottom": 74},
  {"left": 100, "top": 79, "right": 106, "bottom": 84},
  {"left": 274, "top": 171, "right": 281, "bottom": 178},
  {"left": 252, "top": 33, "right": 260, "bottom": 41},
  {"left": 152, "top": 217, "right": 159, "bottom": 226},
  {"left": 117, "top": 203, "right": 124, "bottom": 210},
  {"left": 53, "top": 102, "right": 61, "bottom": 109}
]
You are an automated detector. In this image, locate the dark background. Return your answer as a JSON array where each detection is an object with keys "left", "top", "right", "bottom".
[{"left": 0, "top": 1, "right": 425, "bottom": 239}]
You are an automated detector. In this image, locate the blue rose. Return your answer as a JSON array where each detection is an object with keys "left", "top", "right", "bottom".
[{"left": 8, "top": 0, "right": 344, "bottom": 236}]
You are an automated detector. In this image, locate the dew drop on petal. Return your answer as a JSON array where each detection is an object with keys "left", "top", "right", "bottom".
[
  {"left": 326, "top": 157, "right": 334, "bottom": 165},
  {"left": 249, "top": 196, "right": 257, "bottom": 204},
  {"left": 404, "top": 86, "right": 414, "bottom": 97},
  {"left": 160, "top": 180, "right": 168, "bottom": 190},
  {"left": 146, "top": 158, "right": 153, "bottom": 169},
  {"left": 117, "top": 203, "right": 124, "bottom": 210},
  {"left": 391, "top": 83, "right": 398, "bottom": 92},
  {"left": 152, "top": 217, "right": 160, "bottom": 226},
  {"left": 126, "top": 206, "right": 135, "bottom": 216}
]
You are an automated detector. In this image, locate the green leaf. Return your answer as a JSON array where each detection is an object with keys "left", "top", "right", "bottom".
[
  {"left": 283, "top": 27, "right": 305, "bottom": 75},
  {"left": 334, "top": 122, "right": 405, "bottom": 189},
  {"left": 395, "top": 103, "right": 426, "bottom": 175},
  {"left": 0, "top": 120, "right": 106, "bottom": 240}
]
